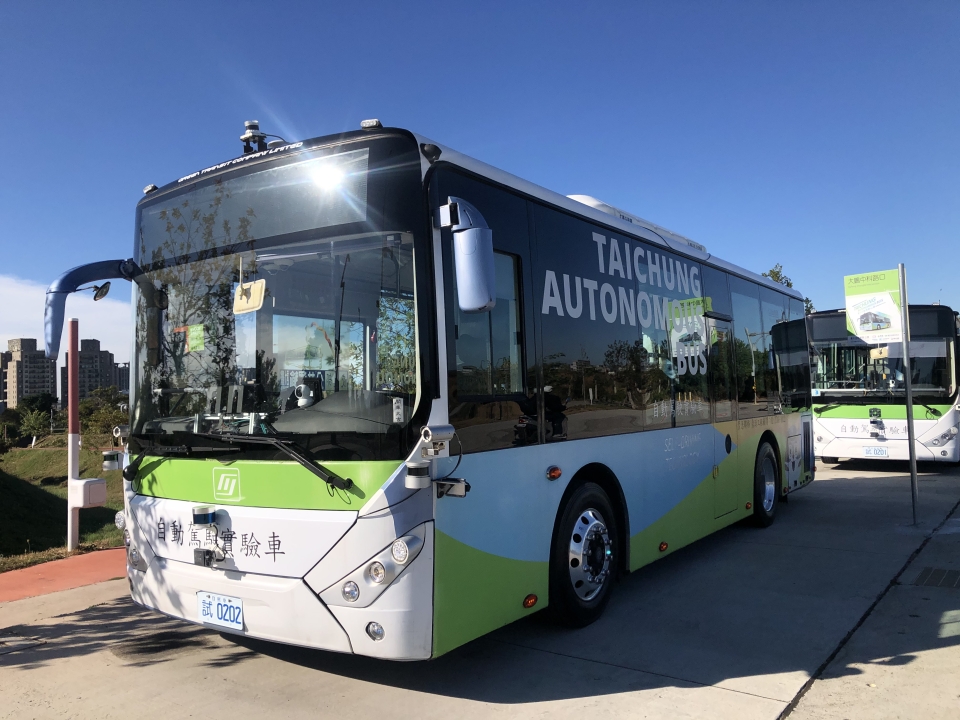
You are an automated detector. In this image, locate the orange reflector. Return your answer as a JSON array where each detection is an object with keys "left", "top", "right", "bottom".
[
  {"left": 523, "top": 594, "right": 538, "bottom": 609},
  {"left": 658, "top": 542, "right": 668, "bottom": 552},
  {"left": 745, "top": 502, "right": 752, "bottom": 510},
  {"left": 546, "top": 466, "right": 562, "bottom": 480}
]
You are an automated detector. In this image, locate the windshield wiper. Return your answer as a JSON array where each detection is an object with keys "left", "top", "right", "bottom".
[
  {"left": 194, "top": 431, "right": 353, "bottom": 491},
  {"left": 917, "top": 402, "right": 943, "bottom": 418},
  {"left": 123, "top": 436, "right": 240, "bottom": 481},
  {"left": 813, "top": 403, "right": 842, "bottom": 414}
]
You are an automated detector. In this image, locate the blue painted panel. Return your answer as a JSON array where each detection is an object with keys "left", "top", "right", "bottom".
[{"left": 434, "top": 423, "right": 727, "bottom": 562}]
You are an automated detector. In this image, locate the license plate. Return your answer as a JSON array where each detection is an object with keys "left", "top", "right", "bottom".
[
  {"left": 863, "top": 446, "right": 889, "bottom": 457},
  {"left": 197, "top": 592, "right": 244, "bottom": 631}
]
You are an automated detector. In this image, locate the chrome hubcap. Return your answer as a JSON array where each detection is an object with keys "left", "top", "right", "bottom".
[
  {"left": 568, "top": 508, "right": 612, "bottom": 601},
  {"left": 761, "top": 456, "right": 776, "bottom": 512}
]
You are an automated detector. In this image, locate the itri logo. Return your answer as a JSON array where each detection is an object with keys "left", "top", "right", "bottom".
[{"left": 213, "top": 468, "right": 241, "bottom": 502}]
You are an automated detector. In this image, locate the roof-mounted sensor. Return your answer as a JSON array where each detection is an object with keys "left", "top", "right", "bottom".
[{"left": 567, "top": 194, "right": 707, "bottom": 253}]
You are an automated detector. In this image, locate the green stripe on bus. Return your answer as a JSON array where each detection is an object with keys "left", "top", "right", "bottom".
[
  {"left": 433, "top": 530, "right": 548, "bottom": 658},
  {"left": 814, "top": 404, "right": 952, "bottom": 420},
  {"left": 136, "top": 458, "right": 402, "bottom": 510},
  {"left": 629, "top": 443, "right": 752, "bottom": 570}
]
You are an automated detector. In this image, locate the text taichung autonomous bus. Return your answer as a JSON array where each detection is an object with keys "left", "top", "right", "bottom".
[
  {"left": 810, "top": 305, "right": 960, "bottom": 463},
  {"left": 45, "top": 123, "right": 815, "bottom": 660}
]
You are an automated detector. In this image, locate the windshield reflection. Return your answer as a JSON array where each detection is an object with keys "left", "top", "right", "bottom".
[{"left": 133, "top": 232, "right": 418, "bottom": 439}]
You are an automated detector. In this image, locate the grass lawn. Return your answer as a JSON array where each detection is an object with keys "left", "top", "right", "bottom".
[{"left": 0, "top": 435, "right": 125, "bottom": 573}]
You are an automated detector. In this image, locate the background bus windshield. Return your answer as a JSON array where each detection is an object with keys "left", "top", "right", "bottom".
[{"left": 813, "top": 337, "right": 956, "bottom": 400}]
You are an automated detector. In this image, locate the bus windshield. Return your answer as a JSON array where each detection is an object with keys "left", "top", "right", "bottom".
[
  {"left": 130, "top": 137, "right": 427, "bottom": 460},
  {"left": 812, "top": 336, "right": 956, "bottom": 401}
]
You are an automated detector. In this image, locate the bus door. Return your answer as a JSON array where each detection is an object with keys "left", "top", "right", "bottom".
[{"left": 706, "top": 317, "right": 739, "bottom": 518}]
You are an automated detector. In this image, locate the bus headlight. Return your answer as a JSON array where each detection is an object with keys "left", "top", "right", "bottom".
[
  {"left": 115, "top": 512, "right": 126, "bottom": 530},
  {"left": 342, "top": 581, "right": 360, "bottom": 602},
  {"left": 368, "top": 562, "right": 386, "bottom": 584},
  {"left": 318, "top": 524, "right": 427, "bottom": 608},
  {"left": 391, "top": 539, "right": 409, "bottom": 564},
  {"left": 123, "top": 529, "right": 131, "bottom": 547}
]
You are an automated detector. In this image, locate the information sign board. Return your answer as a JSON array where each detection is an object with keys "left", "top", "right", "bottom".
[{"left": 843, "top": 269, "right": 902, "bottom": 343}]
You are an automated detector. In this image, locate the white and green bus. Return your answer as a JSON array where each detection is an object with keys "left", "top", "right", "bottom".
[
  {"left": 810, "top": 305, "right": 960, "bottom": 464},
  {"left": 45, "top": 122, "right": 814, "bottom": 660}
]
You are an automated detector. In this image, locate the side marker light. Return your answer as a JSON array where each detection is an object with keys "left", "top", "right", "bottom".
[
  {"left": 523, "top": 594, "right": 538, "bottom": 609},
  {"left": 546, "top": 466, "right": 562, "bottom": 481},
  {"left": 659, "top": 542, "right": 668, "bottom": 552},
  {"left": 745, "top": 502, "right": 752, "bottom": 510}
]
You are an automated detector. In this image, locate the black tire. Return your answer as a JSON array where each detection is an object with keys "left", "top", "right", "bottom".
[
  {"left": 549, "top": 482, "right": 619, "bottom": 627},
  {"left": 752, "top": 442, "right": 780, "bottom": 528},
  {"left": 820, "top": 456, "right": 840, "bottom": 465}
]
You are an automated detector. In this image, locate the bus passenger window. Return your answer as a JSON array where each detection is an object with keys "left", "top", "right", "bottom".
[
  {"left": 730, "top": 277, "right": 766, "bottom": 418},
  {"left": 454, "top": 253, "right": 522, "bottom": 396},
  {"left": 449, "top": 252, "right": 527, "bottom": 452}
]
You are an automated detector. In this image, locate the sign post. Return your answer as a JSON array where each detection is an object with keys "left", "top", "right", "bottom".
[
  {"left": 898, "top": 264, "right": 919, "bottom": 524},
  {"left": 66, "top": 318, "right": 80, "bottom": 550},
  {"left": 843, "top": 266, "right": 919, "bottom": 524},
  {"left": 65, "top": 317, "right": 107, "bottom": 551}
]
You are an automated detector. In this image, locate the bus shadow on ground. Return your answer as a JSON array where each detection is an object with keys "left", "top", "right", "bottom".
[
  {"left": 3, "top": 469, "right": 960, "bottom": 705},
  {"left": 0, "top": 599, "right": 254, "bottom": 672}
]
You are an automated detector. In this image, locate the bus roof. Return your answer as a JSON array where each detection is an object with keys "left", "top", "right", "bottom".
[{"left": 411, "top": 131, "right": 804, "bottom": 301}]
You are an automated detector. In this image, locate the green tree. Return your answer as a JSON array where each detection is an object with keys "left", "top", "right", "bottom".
[
  {"left": 79, "top": 386, "right": 129, "bottom": 434},
  {"left": 18, "top": 393, "right": 58, "bottom": 415},
  {"left": 19, "top": 409, "right": 49, "bottom": 446},
  {"left": 762, "top": 264, "right": 815, "bottom": 314},
  {"left": 0, "top": 407, "right": 21, "bottom": 441}
]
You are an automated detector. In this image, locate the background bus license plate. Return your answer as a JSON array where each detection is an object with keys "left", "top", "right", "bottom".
[
  {"left": 864, "top": 447, "right": 889, "bottom": 457},
  {"left": 197, "top": 592, "right": 243, "bottom": 631}
]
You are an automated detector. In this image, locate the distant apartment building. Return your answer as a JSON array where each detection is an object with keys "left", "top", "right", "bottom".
[
  {"left": 116, "top": 362, "right": 130, "bottom": 394},
  {"left": 60, "top": 339, "right": 128, "bottom": 406},
  {"left": 0, "top": 349, "right": 9, "bottom": 411},
  {"left": 2, "top": 339, "right": 58, "bottom": 409}
]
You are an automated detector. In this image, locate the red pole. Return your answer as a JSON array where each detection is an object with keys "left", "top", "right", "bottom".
[{"left": 67, "top": 318, "right": 80, "bottom": 549}]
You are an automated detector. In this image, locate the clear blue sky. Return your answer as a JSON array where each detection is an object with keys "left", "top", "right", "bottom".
[{"left": 2, "top": 1, "right": 958, "bottom": 321}]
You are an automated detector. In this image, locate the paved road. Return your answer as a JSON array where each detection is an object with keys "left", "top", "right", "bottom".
[{"left": 3, "top": 461, "right": 959, "bottom": 719}]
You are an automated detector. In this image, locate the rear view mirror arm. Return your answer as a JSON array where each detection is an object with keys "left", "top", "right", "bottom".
[{"left": 44, "top": 258, "right": 144, "bottom": 361}]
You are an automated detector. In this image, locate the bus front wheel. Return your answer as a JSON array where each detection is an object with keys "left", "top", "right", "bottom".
[
  {"left": 549, "top": 482, "right": 619, "bottom": 627},
  {"left": 752, "top": 442, "right": 780, "bottom": 528}
]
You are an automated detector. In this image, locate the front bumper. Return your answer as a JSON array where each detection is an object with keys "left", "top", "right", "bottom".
[
  {"left": 128, "top": 519, "right": 436, "bottom": 660},
  {"left": 130, "top": 557, "right": 353, "bottom": 653},
  {"left": 816, "top": 436, "right": 957, "bottom": 462}
]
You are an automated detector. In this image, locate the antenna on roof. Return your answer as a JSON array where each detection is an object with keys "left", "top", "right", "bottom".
[{"left": 240, "top": 120, "right": 268, "bottom": 154}]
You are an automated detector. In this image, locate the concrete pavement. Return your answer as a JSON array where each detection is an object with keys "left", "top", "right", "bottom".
[
  {"left": 789, "top": 492, "right": 960, "bottom": 719},
  {"left": 2, "top": 462, "right": 959, "bottom": 719}
]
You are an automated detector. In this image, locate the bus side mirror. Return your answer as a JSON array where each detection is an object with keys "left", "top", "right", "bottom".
[{"left": 437, "top": 197, "right": 495, "bottom": 313}]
